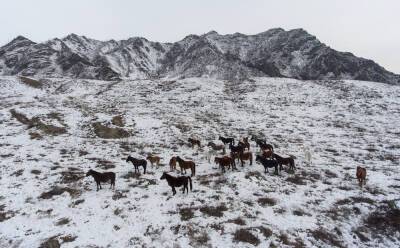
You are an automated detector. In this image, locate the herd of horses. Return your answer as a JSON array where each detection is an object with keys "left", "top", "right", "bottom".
[{"left": 85, "top": 135, "right": 367, "bottom": 195}]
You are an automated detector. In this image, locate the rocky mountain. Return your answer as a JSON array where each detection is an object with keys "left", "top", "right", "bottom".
[{"left": 1, "top": 28, "right": 399, "bottom": 83}]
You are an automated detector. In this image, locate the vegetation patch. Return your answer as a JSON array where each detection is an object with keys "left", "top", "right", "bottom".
[
  {"left": 200, "top": 204, "right": 228, "bottom": 217},
  {"left": 112, "top": 115, "right": 125, "bottom": 127},
  {"left": 39, "top": 186, "right": 80, "bottom": 199},
  {"left": 257, "top": 197, "right": 277, "bottom": 207},
  {"left": 233, "top": 228, "right": 260, "bottom": 246},
  {"left": 19, "top": 76, "right": 43, "bottom": 88},
  {"left": 92, "top": 122, "right": 130, "bottom": 139}
]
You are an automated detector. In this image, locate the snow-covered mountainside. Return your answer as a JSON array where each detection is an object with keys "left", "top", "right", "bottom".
[
  {"left": 0, "top": 76, "right": 399, "bottom": 247},
  {"left": 1, "top": 28, "right": 399, "bottom": 84}
]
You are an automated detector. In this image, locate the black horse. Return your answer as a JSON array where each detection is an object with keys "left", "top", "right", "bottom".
[
  {"left": 126, "top": 155, "right": 147, "bottom": 174},
  {"left": 255, "top": 155, "right": 279, "bottom": 174},
  {"left": 86, "top": 169, "right": 115, "bottom": 191},
  {"left": 229, "top": 143, "right": 245, "bottom": 154},
  {"left": 160, "top": 172, "right": 192, "bottom": 195},
  {"left": 219, "top": 136, "right": 234, "bottom": 146}
]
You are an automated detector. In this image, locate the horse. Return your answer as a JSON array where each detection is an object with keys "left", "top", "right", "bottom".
[
  {"left": 160, "top": 172, "right": 192, "bottom": 195},
  {"left": 205, "top": 147, "right": 218, "bottom": 163},
  {"left": 302, "top": 146, "right": 312, "bottom": 165},
  {"left": 146, "top": 154, "right": 161, "bottom": 167},
  {"left": 255, "top": 155, "right": 279, "bottom": 174},
  {"left": 175, "top": 156, "right": 196, "bottom": 176},
  {"left": 273, "top": 153, "right": 295, "bottom": 172},
  {"left": 126, "top": 155, "right": 147, "bottom": 174},
  {"left": 239, "top": 151, "right": 253, "bottom": 166},
  {"left": 214, "top": 156, "right": 236, "bottom": 172},
  {"left": 239, "top": 137, "right": 251, "bottom": 151},
  {"left": 207, "top": 141, "right": 226, "bottom": 154},
  {"left": 262, "top": 150, "right": 273, "bottom": 159},
  {"left": 86, "top": 169, "right": 115, "bottom": 191},
  {"left": 169, "top": 156, "right": 177, "bottom": 171},
  {"left": 219, "top": 136, "right": 234, "bottom": 146},
  {"left": 188, "top": 138, "right": 201, "bottom": 148},
  {"left": 356, "top": 166, "right": 367, "bottom": 186},
  {"left": 229, "top": 143, "right": 245, "bottom": 154},
  {"left": 256, "top": 140, "right": 274, "bottom": 152}
]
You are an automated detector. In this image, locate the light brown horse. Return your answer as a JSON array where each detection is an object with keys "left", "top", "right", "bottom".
[
  {"left": 169, "top": 156, "right": 177, "bottom": 171},
  {"left": 239, "top": 151, "right": 253, "bottom": 166},
  {"left": 356, "top": 166, "right": 367, "bottom": 186},
  {"left": 188, "top": 138, "right": 201, "bottom": 148},
  {"left": 176, "top": 156, "right": 196, "bottom": 176},
  {"left": 214, "top": 156, "right": 236, "bottom": 172},
  {"left": 146, "top": 155, "right": 161, "bottom": 167}
]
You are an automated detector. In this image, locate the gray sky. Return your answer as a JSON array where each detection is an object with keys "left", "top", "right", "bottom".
[{"left": 1, "top": 0, "right": 399, "bottom": 74}]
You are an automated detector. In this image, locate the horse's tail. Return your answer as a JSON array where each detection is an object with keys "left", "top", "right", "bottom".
[
  {"left": 223, "top": 147, "right": 226, "bottom": 154},
  {"left": 250, "top": 153, "right": 253, "bottom": 165},
  {"left": 291, "top": 158, "right": 295, "bottom": 169},
  {"left": 188, "top": 176, "right": 193, "bottom": 191}
]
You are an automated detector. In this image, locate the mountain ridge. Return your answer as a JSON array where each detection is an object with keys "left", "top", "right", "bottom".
[{"left": 1, "top": 28, "right": 399, "bottom": 84}]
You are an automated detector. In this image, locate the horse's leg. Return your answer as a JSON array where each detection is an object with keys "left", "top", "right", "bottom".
[{"left": 172, "top": 186, "right": 176, "bottom": 195}]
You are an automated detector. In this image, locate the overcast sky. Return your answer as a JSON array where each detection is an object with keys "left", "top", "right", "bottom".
[{"left": 1, "top": 0, "right": 399, "bottom": 73}]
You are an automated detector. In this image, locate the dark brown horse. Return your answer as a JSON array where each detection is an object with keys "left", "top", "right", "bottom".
[
  {"left": 126, "top": 155, "right": 147, "bottom": 174},
  {"left": 239, "top": 151, "right": 253, "bottom": 166},
  {"left": 160, "top": 172, "right": 192, "bottom": 195},
  {"left": 255, "top": 155, "right": 279, "bottom": 174},
  {"left": 356, "top": 166, "right": 367, "bottom": 186},
  {"left": 239, "top": 137, "right": 250, "bottom": 151},
  {"left": 262, "top": 150, "right": 273, "bottom": 159},
  {"left": 256, "top": 140, "right": 274, "bottom": 152},
  {"left": 273, "top": 153, "right": 295, "bottom": 171},
  {"left": 176, "top": 156, "right": 196, "bottom": 176},
  {"left": 169, "top": 156, "right": 177, "bottom": 171},
  {"left": 219, "top": 136, "right": 234, "bottom": 146},
  {"left": 229, "top": 143, "right": 245, "bottom": 154},
  {"left": 214, "top": 156, "right": 236, "bottom": 172},
  {"left": 188, "top": 138, "right": 201, "bottom": 148},
  {"left": 86, "top": 169, "right": 115, "bottom": 191}
]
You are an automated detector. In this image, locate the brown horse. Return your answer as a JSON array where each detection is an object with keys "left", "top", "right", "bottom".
[
  {"left": 239, "top": 151, "right": 253, "bottom": 166},
  {"left": 188, "top": 138, "right": 201, "bottom": 148},
  {"left": 214, "top": 156, "right": 236, "bottom": 172},
  {"left": 176, "top": 156, "right": 196, "bottom": 176},
  {"left": 239, "top": 137, "right": 250, "bottom": 151},
  {"left": 262, "top": 150, "right": 273, "bottom": 159},
  {"left": 147, "top": 155, "right": 161, "bottom": 167},
  {"left": 273, "top": 153, "right": 295, "bottom": 171},
  {"left": 86, "top": 169, "right": 115, "bottom": 191},
  {"left": 356, "top": 166, "right": 367, "bottom": 186},
  {"left": 208, "top": 141, "right": 226, "bottom": 154},
  {"left": 169, "top": 156, "right": 177, "bottom": 171}
]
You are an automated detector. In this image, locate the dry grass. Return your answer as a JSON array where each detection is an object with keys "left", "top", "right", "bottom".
[
  {"left": 257, "top": 197, "right": 277, "bottom": 207},
  {"left": 19, "top": 76, "right": 43, "bottom": 88},
  {"left": 233, "top": 228, "right": 260, "bottom": 246},
  {"left": 92, "top": 122, "right": 130, "bottom": 139}
]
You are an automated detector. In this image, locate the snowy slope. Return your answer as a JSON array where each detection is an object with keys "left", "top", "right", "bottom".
[{"left": 0, "top": 76, "right": 399, "bottom": 247}]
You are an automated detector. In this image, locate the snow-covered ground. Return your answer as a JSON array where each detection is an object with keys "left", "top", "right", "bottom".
[{"left": 0, "top": 76, "right": 399, "bottom": 247}]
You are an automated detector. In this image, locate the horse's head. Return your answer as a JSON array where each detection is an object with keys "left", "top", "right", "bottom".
[
  {"left": 126, "top": 156, "right": 131, "bottom": 162},
  {"left": 160, "top": 172, "right": 167, "bottom": 180},
  {"left": 255, "top": 155, "right": 261, "bottom": 161},
  {"left": 86, "top": 169, "right": 93, "bottom": 177}
]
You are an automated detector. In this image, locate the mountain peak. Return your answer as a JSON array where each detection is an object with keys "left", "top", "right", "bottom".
[{"left": 0, "top": 28, "right": 398, "bottom": 84}]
